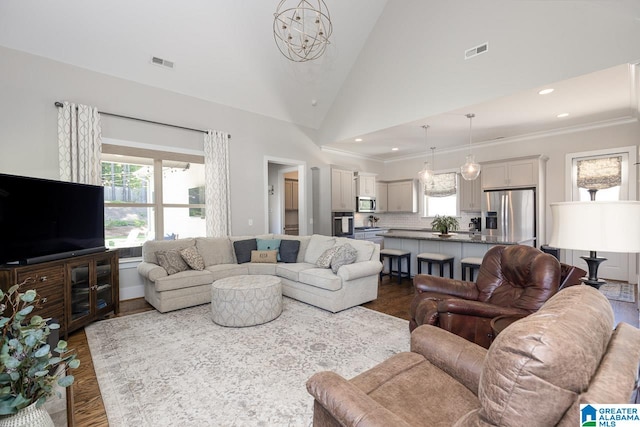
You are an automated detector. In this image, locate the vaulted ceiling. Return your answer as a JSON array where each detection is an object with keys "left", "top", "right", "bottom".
[{"left": 1, "top": 1, "right": 638, "bottom": 161}]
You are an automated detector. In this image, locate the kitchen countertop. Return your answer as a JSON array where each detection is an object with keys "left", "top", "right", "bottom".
[{"left": 382, "top": 229, "right": 535, "bottom": 245}]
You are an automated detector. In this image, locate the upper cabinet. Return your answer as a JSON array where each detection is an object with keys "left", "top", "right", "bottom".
[
  {"left": 386, "top": 180, "right": 418, "bottom": 213},
  {"left": 459, "top": 172, "right": 482, "bottom": 212},
  {"left": 375, "top": 182, "right": 388, "bottom": 213},
  {"left": 356, "top": 173, "right": 376, "bottom": 197},
  {"left": 482, "top": 158, "right": 539, "bottom": 189},
  {"left": 331, "top": 168, "right": 355, "bottom": 211}
]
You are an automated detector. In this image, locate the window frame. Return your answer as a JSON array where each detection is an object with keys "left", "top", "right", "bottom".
[
  {"left": 102, "top": 143, "right": 206, "bottom": 256},
  {"left": 421, "top": 168, "right": 459, "bottom": 218}
]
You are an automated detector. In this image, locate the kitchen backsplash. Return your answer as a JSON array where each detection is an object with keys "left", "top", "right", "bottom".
[{"left": 355, "top": 211, "right": 482, "bottom": 231}]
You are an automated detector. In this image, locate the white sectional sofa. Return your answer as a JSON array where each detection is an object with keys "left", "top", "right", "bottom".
[{"left": 137, "top": 234, "right": 382, "bottom": 313}]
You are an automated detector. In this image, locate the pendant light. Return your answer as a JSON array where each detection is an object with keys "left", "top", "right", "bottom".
[
  {"left": 460, "top": 113, "right": 481, "bottom": 181},
  {"left": 417, "top": 125, "right": 434, "bottom": 188}
]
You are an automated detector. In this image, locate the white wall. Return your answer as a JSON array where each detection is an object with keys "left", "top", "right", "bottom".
[
  {"left": 0, "top": 46, "right": 383, "bottom": 298},
  {"left": 320, "top": 0, "right": 640, "bottom": 144}
]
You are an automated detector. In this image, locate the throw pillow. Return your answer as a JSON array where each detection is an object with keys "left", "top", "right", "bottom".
[
  {"left": 250, "top": 250, "right": 278, "bottom": 263},
  {"left": 233, "top": 239, "right": 257, "bottom": 264},
  {"left": 316, "top": 245, "right": 340, "bottom": 268},
  {"left": 257, "top": 238, "right": 282, "bottom": 260},
  {"left": 156, "top": 250, "right": 190, "bottom": 275},
  {"left": 331, "top": 243, "right": 358, "bottom": 273},
  {"left": 180, "top": 246, "right": 205, "bottom": 271},
  {"left": 279, "top": 239, "right": 300, "bottom": 263}
]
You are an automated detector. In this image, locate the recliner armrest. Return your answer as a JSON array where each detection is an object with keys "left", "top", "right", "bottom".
[
  {"left": 414, "top": 275, "right": 479, "bottom": 300},
  {"left": 410, "top": 325, "right": 487, "bottom": 395},
  {"left": 437, "top": 299, "right": 530, "bottom": 318},
  {"left": 306, "top": 371, "right": 412, "bottom": 427}
]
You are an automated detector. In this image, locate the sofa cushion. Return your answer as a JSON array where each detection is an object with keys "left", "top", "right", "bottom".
[
  {"left": 143, "top": 238, "right": 196, "bottom": 263},
  {"left": 247, "top": 263, "right": 278, "bottom": 275},
  {"left": 196, "top": 237, "right": 235, "bottom": 265},
  {"left": 304, "top": 235, "right": 337, "bottom": 264},
  {"left": 154, "top": 269, "right": 214, "bottom": 292},
  {"left": 206, "top": 264, "right": 249, "bottom": 281},
  {"left": 336, "top": 237, "right": 376, "bottom": 262},
  {"left": 257, "top": 238, "right": 282, "bottom": 260},
  {"left": 276, "top": 262, "right": 316, "bottom": 282},
  {"left": 279, "top": 240, "right": 300, "bottom": 263},
  {"left": 233, "top": 239, "right": 257, "bottom": 264},
  {"left": 331, "top": 243, "right": 358, "bottom": 273},
  {"left": 316, "top": 246, "right": 340, "bottom": 268},
  {"left": 250, "top": 250, "right": 278, "bottom": 263},
  {"left": 180, "top": 246, "right": 205, "bottom": 270},
  {"left": 156, "top": 250, "right": 190, "bottom": 275},
  {"left": 298, "top": 268, "right": 343, "bottom": 291}
]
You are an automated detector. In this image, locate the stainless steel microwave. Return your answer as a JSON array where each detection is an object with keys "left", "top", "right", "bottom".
[{"left": 357, "top": 197, "right": 376, "bottom": 213}]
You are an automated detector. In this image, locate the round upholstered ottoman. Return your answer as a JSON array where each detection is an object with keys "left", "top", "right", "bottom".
[{"left": 211, "top": 275, "right": 283, "bottom": 327}]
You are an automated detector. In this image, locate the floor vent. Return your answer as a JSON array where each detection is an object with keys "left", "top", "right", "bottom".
[
  {"left": 464, "top": 42, "right": 489, "bottom": 60},
  {"left": 150, "top": 56, "right": 175, "bottom": 69}
]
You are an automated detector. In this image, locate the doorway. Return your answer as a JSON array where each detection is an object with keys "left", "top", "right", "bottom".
[{"left": 265, "top": 157, "right": 307, "bottom": 235}]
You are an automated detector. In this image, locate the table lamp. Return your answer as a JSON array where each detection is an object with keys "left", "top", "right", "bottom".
[{"left": 549, "top": 200, "right": 640, "bottom": 288}]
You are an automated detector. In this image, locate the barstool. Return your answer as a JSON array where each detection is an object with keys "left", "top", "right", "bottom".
[
  {"left": 461, "top": 257, "right": 483, "bottom": 281},
  {"left": 416, "top": 252, "right": 454, "bottom": 278},
  {"left": 380, "top": 249, "right": 411, "bottom": 283}
]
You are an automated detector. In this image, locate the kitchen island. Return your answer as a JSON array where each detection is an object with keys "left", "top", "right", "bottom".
[{"left": 382, "top": 229, "right": 535, "bottom": 281}]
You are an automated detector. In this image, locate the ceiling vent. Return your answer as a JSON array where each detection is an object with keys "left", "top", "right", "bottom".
[
  {"left": 464, "top": 42, "right": 489, "bottom": 60},
  {"left": 150, "top": 56, "right": 174, "bottom": 69}
]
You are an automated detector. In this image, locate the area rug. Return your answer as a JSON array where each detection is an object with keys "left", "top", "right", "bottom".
[
  {"left": 85, "top": 298, "right": 410, "bottom": 426},
  {"left": 598, "top": 282, "right": 636, "bottom": 303}
]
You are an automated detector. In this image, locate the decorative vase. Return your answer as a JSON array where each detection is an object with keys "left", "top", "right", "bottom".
[{"left": 0, "top": 402, "right": 54, "bottom": 427}]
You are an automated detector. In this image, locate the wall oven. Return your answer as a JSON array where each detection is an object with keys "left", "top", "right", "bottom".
[
  {"left": 332, "top": 212, "right": 354, "bottom": 238},
  {"left": 356, "top": 197, "right": 376, "bottom": 213}
]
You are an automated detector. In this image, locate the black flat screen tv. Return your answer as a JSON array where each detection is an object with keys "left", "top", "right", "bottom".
[{"left": 0, "top": 173, "right": 106, "bottom": 265}]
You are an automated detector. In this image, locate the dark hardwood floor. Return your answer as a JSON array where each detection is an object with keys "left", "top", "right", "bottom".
[{"left": 68, "top": 278, "right": 639, "bottom": 426}]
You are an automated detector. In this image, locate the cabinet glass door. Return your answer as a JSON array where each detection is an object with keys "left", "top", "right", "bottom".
[
  {"left": 95, "top": 257, "right": 113, "bottom": 312},
  {"left": 69, "top": 262, "right": 92, "bottom": 324}
]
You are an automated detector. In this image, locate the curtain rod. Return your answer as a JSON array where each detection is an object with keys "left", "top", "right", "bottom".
[{"left": 54, "top": 101, "right": 231, "bottom": 139}]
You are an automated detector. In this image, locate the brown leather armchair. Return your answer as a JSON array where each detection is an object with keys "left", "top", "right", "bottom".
[
  {"left": 559, "top": 262, "right": 587, "bottom": 289},
  {"left": 307, "top": 286, "right": 640, "bottom": 426},
  {"left": 410, "top": 245, "right": 561, "bottom": 348}
]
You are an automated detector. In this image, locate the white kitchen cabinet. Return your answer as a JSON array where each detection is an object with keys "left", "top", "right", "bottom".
[
  {"left": 376, "top": 182, "right": 388, "bottom": 213},
  {"left": 459, "top": 172, "right": 482, "bottom": 212},
  {"left": 482, "top": 158, "right": 538, "bottom": 189},
  {"left": 331, "top": 168, "right": 355, "bottom": 211},
  {"left": 356, "top": 173, "right": 376, "bottom": 197},
  {"left": 387, "top": 180, "right": 418, "bottom": 213}
]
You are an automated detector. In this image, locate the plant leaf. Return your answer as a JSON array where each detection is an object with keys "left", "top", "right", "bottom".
[
  {"left": 20, "top": 290, "right": 37, "bottom": 303},
  {"left": 34, "top": 370, "right": 49, "bottom": 377},
  {"left": 68, "top": 359, "right": 80, "bottom": 369},
  {"left": 57, "top": 375, "right": 74, "bottom": 388},
  {"left": 4, "top": 357, "right": 21, "bottom": 369},
  {"left": 34, "top": 344, "right": 50, "bottom": 358},
  {"left": 29, "top": 314, "right": 43, "bottom": 325}
]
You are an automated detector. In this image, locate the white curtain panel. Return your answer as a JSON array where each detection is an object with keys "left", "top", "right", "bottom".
[
  {"left": 204, "top": 130, "right": 231, "bottom": 237},
  {"left": 57, "top": 101, "right": 102, "bottom": 185}
]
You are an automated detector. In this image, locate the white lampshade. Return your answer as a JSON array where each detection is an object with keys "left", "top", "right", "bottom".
[{"left": 549, "top": 201, "right": 640, "bottom": 253}]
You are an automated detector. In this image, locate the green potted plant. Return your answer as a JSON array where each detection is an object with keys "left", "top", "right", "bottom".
[
  {"left": 431, "top": 215, "right": 459, "bottom": 236},
  {"left": 0, "top": 283, "right": 79, "bottom": 426}
]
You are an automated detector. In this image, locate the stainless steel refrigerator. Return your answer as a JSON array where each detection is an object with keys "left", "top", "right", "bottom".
[{"left": 482, "top": 188, "right": 536, "bottom": 243}]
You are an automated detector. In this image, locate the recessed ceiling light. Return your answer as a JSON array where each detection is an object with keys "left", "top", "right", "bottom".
[
  {"left": 557, "top": 113, "right": 570, "bottom": 118},
  {"left": 355, "top": 138, "right": 363, "bottom": 142},
  {"left": 391, "top": 147, "right": 399, "bottom": 151},
  {"left": 538, "top": 88, "right": 554, "bottom": 95}
]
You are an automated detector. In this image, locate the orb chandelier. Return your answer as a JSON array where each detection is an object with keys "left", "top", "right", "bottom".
[
  {"left": 460, "top": 113, "right": 481, "bottom": 181},
  {"left": 417, "top": 125, "right": 434, "bottom": 190},
  {"left": 273, "top": 0, "right": 333, "bottom": 62}
]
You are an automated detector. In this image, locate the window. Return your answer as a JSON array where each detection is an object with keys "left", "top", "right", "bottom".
[
  {"left": 423, "top": 172, "right": 458, "bottom": 217},
  {"left": 571, "top": 152, "right": 628, "bottom": 201},
  {"left": 101, "top": 144, "right": 205, "bottom": 258}
]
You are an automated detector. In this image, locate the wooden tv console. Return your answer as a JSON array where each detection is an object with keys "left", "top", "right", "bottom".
[{"left": 0, "top": 250, "right": 119, "bottom": 337}]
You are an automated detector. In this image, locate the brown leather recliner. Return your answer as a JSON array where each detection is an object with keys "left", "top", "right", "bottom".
[
  {"left": 410, "top": 245, "right": 561, "bottom": 348},
  {"left": 559, "top": 262, "right": 587, "bottom": 289},
  {"left": 307, "top": 286, "right": 640, "bottom": 426}
]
